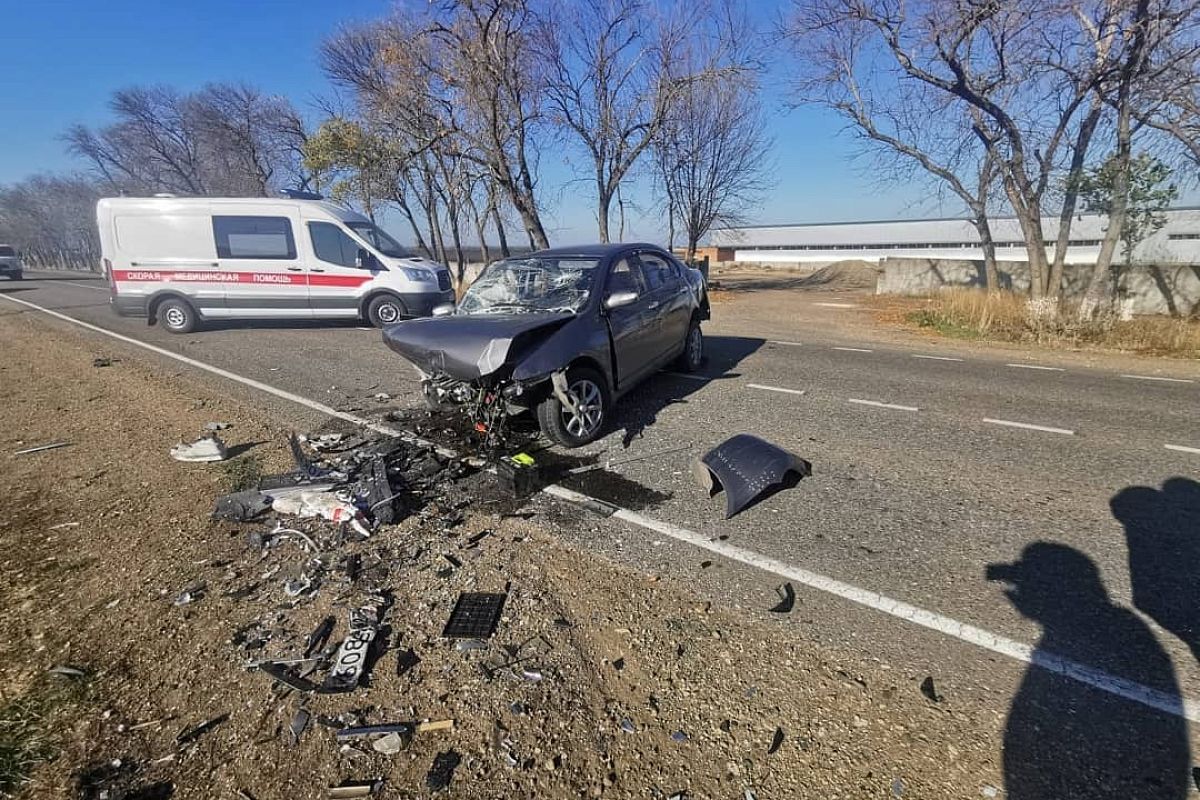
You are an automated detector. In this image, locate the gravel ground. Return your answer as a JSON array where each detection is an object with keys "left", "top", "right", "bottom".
[{"left": 0, "top": 298, "right": 1005, "bottom": 799}]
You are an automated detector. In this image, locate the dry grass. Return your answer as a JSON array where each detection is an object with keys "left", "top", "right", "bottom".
[{"left": 887, "top": 289, "right": 1200, "bottom": 358}]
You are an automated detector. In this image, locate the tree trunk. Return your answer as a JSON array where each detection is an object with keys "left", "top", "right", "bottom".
[
  {"left": 970, "top": 213, "right": 1001, "bottom": 292},
  {"left": 1049, "top": 101, "right": 1102, "bottom": 297},
  {"left": 597, "top": 187, "right": 612, "bottom": 244},
  {"left": 513, "top": 192, "right": 549, "bottom": 250},
  {"left": 492, "top": 205, "right": 510, "bottom": 258}
]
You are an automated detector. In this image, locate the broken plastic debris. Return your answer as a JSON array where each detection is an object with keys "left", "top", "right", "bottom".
[
  {"left": 372, "top": 732, "right": 407, "bottom": 754},
  {"left": 47, "top": 664, "right": 88, "bottom": 680},
  {"left": 770, "top": 582, "right": 796, "bottom": 614},
  {"left": 670, "top": 730, "right": 689, "bottom": 743},
  {"left": 14, "top": 441, "right": 71, "bottom": 455},
  {"left": 892, "top": 777, "right": 905, "bottom": 797},
  {"left": 691, "top": 434, "right": 811, "bottom": 518},
  {"left": 442, "top": 592, "right": 507, "bottom": 639},
  {"left": 272, "top": 491, "right": 371, "bottom": 538},
  {"left": 176, "top": 713, "right": 229, "bottom": 748},
  {"left": 212, "top": 490, "right": 271, "bottom": 522},
  {"left": 416, "top": 719, "right": 456, "bottom": 734},
  {"left": 170, "top": 435, "right": 228, "bottom": 463},
  {"left": 768, "top": 726, "right": 785, "bottom": 755},
  {"left": 426, "top": 750, "right": 462, "bottom": 792},
  {"left": 620, "top": 718, "right": 636, "bottom": 734},
  {"left": 920, "top": 676, "right": 943, "bottom": 703},
  {"left": 328, "top": 781, "right": 382, "bottom": 798},
  {"left": 204, "top": 421, "right": 230, "bottom": 431},
  {"left": 454, "top": 639, "right": 488, "bottom": 652},
  {"left": 289, "top": 708, "right": 311, "bottom": 747}
]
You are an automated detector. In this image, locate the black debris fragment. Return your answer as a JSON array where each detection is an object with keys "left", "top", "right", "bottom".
[
  {"left": 770, "top": 582, "right": 796, "bottom": 614},
  {"left": 288, "top": 708, "right": 311, "bottom": 747},
  {"left": 212, "top": 490, "right": 272, "bottom": 522},
  {"left": 304, "top": 617, "right": 336, "bottom": 658},
  {"left": 335, "top": 722, "right": 416, "bottom": 741},
  {"left": 426, "top": 750, "right": 462, "bottom": 792},
  {"left": 692, "top": 434, "right": 812, "bottom": 518},
  {"left": 396, "top": 648, "right": 421, "bottom": 677},
  {"left": 443, "top": 592, "right": 507, "bottom": 639},
  {"left": 257, "top": 662, "right": 320, "bottom": 693},
  {"left": 768, "top": 726, "right": 785, "bottom": 755},
  {"left": 920, "top": 676, "right": 943, "bottom": 703},
  {"left": 176, "top": 713, "right": 230, "bottom": 748}
]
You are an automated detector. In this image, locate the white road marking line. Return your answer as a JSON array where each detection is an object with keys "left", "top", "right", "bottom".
[
  {"left": 847, "top": 398, "right": 919, "bottom": 412},
  {"left": 768, "top": 340, "right": 803, "bottom": 347},
  {"left": 1121, "top": 374, "right": 1194, "bottom": 384},
  {"left": 912, "top": 354, "right": 964, "bottom": 362},
  {"left": 1165, "top": 444, "right": 1200, "bottom": 455},
  {"left": 813, "top": 302, "right": 859, "bottom": 308},
  {"left": 833, "top": 346, "right": 873, "bottom": 353},
  {"left": 0, "top": 292, "right": 407, "bottom": 442},
  {"left": 665, "top": 372, "right": 709, "bottom": 382},
  {"left": 747, "top": 383, "right": 807, "bottom": 396},
  {"left": 983, "top": 418, "right": 1075, "bottom": 436},
  {"left": 1006, "top": 363, "right": 1065, "bottom": 372},
  {"left": 11, "top": 291, "right": 1197, "bottom": 725},
  {"left": 540, "top": 483, "right": 1200, "bottom": 724},
  {"left": 62, "top": 281, "right": 109, "bottom": 292}
]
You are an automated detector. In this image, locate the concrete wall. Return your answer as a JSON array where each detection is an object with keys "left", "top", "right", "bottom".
[{"left": 877, "top": 257, "right": 1200, "bottom": 316}]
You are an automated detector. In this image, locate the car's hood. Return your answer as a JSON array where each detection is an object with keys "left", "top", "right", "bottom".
[{"left": 381, "top": 312, "right": 575, "bottom": 381}]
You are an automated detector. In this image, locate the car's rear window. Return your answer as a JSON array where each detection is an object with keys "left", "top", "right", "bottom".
[{"left": 0, "top": 246, "right": 15, "bottom": 257}]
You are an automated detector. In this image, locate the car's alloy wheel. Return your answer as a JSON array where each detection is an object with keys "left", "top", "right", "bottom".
[
  {"left": 561, "top": 377, "right": 604, "bottom": 439},
  {"left": 376, "top": 301, "right": 401, "bottom": 324},
  {"left": 686, "top": 324, "right": 703, "bottom": 366},
  {"left": 163, "top": 305, "right": 188, "bottom": 330}
]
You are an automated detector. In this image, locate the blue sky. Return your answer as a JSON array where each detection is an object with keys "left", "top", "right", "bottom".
[{"left": 0, "top": 0, "right": 939, "bottom": 244}]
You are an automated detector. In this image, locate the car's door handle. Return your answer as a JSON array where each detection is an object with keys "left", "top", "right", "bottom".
[
  {"left": 311, "top": 268, "right": 326, "bottom": 273},
  {"left": 286, "top": 267, "right": 303, "bottom": 272}
]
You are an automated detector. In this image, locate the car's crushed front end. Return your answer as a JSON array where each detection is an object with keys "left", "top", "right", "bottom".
[{"left": 382, "top": 254, "right": 607, "bottom": 447}]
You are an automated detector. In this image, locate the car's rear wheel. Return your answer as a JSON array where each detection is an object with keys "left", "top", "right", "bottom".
[
  {"left": 675, "top": 318, "right": 703, "bottom": 372},
  {"left": 537, "top": 366, "right": 609, "bottom": 448},
  {"left": 157, "top": 297, "right": 198, "bottom": 334},
  {"left": 367, "top": 294, "right": 406, "bottom": 327}
]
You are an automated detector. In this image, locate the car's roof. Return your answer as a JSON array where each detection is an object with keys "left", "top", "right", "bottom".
[{"left": 526, "top": 242, "right": 662, "bottom": 259}]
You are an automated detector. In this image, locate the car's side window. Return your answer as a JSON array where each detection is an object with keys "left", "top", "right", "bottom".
[
  {"left": 213, "top": 215, "right": 296, "bottom": 260},
  {"left": 309, "top": 222, "right": 362, "bottom": 268},
  {"left": 637, "top": 252, "right": 674, "bottom": 291},
  {"left": 607, "top": 257, "right": 647, "bottom": 296}
]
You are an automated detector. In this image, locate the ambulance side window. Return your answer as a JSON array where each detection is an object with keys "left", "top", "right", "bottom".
[
  {"left": 212, "top": 216, "right": 295, "bottom": 259},
  {"left": 309, "top": 222, "right": 361, "bottom": 268}
]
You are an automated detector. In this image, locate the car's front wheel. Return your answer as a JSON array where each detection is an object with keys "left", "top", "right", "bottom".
[
  {"left": 367, "top": 294, "right": 406, "bottom": 327},
  {"left": 675, "top": 318, "right": 703, "bottom": 372},
  {"left": 158, "top": 297, "right": 198, "bottom": 334},
  {"left": 536, "top": 366, "right": 610, "bottom": 448}
]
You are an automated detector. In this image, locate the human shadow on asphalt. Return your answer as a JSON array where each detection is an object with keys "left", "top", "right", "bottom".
[
  {"left": 1112, "top": 477, "right": 1200, "bottom": 664},
  {"left": 605, "top": 335, "right": 765, "bottom": 449},
  {"left": 988, "top": 542, "right": 1188, "bottom": 799}
]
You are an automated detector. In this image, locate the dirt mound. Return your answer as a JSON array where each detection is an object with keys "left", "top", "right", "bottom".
[{"left": 792, "top": 260, "right": 882, "bottom": 291}]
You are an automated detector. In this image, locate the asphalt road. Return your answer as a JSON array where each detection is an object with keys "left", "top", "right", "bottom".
[{"left": 5, "top": 269, "right": 1200, "bottom": 789}]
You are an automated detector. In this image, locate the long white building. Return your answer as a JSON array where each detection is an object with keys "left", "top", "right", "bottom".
[{"left": 709, "top": 208, "right": 1200, "bottom": 266}]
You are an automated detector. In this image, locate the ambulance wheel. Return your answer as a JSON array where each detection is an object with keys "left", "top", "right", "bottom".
[
  {"left": 367, "top": 294, "right": 406, "bottom": 327},
  {"left": 158, "top": 297, "right": 198, "bottom": 334}
]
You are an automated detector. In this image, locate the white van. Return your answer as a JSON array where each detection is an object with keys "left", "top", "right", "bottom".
[{"left": 97, "top": 195, "right": 456, "bottom": 333}]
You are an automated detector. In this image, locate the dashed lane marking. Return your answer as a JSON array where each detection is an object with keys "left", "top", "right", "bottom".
[
  {"left": 1165, "top": 444, "right": 1200, "bottom": 455},
  {"left": 1121, "top": 374, "right": 1194, "bottom": 384},
  {"left": 768, "top": 340, "right": 804, "bottom": 347},
  {"left": 833, "top": 346, "right": 873, "bottom": 353},
  {"left": 847, "top": 398, "right": 919, "bottom": 412},
  {"left": 983, "top": 418, "right": 1075, "bottom": 436},
  {"left": 1006, "top": 363, "right": 1065, "bottom": 372},
  {"left": 912, "top": 354, "right": 964, "bottom": 362},
  {"left": 747, "top": 383, "right": 807, "bottom": 396}
]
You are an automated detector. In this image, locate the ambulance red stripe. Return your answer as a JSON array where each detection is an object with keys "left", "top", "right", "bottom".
[{"left": 111, "top": 269, "right": 372, "bottom": 288}]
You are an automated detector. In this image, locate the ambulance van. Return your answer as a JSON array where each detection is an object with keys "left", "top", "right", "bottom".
[{"left": 97, "top": 195, "right": 456, "bottom": 333}]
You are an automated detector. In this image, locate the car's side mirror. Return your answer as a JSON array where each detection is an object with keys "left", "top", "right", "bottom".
[
  {"left": 356, "top": 248, "right": 378, "bottom": 270},
  {"left": 605, "top": 290, "right": 639, "bottom": 310},
  {"left": 431, "top": 303, "right": 455, "bottom": 317}
]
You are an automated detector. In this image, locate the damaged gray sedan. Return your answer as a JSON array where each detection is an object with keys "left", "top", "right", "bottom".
[{"left": 382, "top": 243, "right": 710, "bottom": 447}]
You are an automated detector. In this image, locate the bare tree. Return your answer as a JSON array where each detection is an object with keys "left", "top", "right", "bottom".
[
  {"left": 0, "top": 174, "right": 103, "bottom": 270},
  {"left": 785, "top": 0, "right": 1134, "bottom": 299},
  {"left": 66, "top": 83, "right": 310, "bottom": 197},
  {"left": 655, "top": 70, "right": 771, "bottom": 262},
  {"left": 537, "top": 0, "right": 689, "bottom": 241}
]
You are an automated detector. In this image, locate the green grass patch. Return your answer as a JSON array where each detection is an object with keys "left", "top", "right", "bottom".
[
  {"left": 0, "top": 678, "right": 89, "bottom": 796},
  {"left": 220, "top": 454, "right": 263, "bottom": 492},
  {"left": 906, "top": 309, "right": 982, "bottom": 339}
]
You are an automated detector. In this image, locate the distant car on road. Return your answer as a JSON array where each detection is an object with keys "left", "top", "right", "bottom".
[
  {"left": 0, "top": 245, "right": 23, "bottom": 280},
  {"left": 97, "top": 195, "right": 455, "bottom": 333},
  {"left": 383, "top": 243, "right": 710, "bottom": 447}
]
